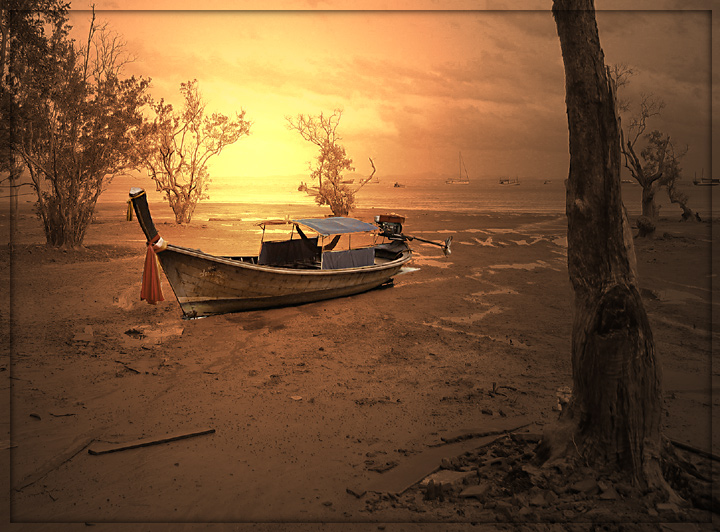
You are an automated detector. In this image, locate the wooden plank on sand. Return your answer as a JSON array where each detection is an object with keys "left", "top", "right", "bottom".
[
  {"left": 88, "top": 428, "right": 215, "bottom": 455},
  {"left": 438, "top": 421, "right": 533, "bottom": 444},
  {"left": 353, "top": 434, "right": 500, "bottom": 498},
  {"left": 351, "top": 421, "right": 530, "bottom": 498}
]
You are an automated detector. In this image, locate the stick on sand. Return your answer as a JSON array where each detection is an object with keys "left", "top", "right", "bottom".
[{"left": 88, "top": 428, "right": 215, "bottom": 455}]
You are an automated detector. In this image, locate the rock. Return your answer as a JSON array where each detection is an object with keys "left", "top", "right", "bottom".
[
  {"left": 614, "top": 482, "right": 634, "bottom": 497},
  {"left": 489, "top": 457, "right": 507, "bottom": 468},
  {"left": 518, "top": 506, "right": 533, "bottom": 517},
  {"left": 459, "top": 483, "right": 490, "bottom": 499},
  {"left": 569, "top": 478, "right": 599, "bottom": 495},
  {"left": 520, "top": 463, "right": 544, "bottom": 482},
  {"left": 555, "top": 386, "right": 572, "bottom": 404},
  {"left": 512, "top": 493, "right": 529, "bottom": 507},
  {"left": 599, "top": 486, "right": 619, "bottom": 501},
  {"left": 656, "top": 502, "right": 679, "bottom": 514},
  {"left": 529, "top": 492, "right": 547, "bottom": 507},
  {"left": 420, "top": 469, "right": 475, "bottom": 490},
  {"left": 545, "top": 490, "right": 558, "bottom": 505},
  {"left": 74, "top": 325, "right": 95, "bottom": 343},
  {"left": 585, "top": 507, "right": 613, "bottom": 520},
  {"left": 511, "top": 432, "right": 542, "bottom": 444},
  {"left": 495, "top": 500, "right": 514, "bottom": 511}
]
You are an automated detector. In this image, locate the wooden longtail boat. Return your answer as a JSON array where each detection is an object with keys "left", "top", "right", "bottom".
[{"left": 129, "top": 188, "right": 430, "bottom": 318}]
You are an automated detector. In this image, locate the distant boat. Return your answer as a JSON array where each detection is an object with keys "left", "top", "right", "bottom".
[
  {"left": 499, "top": 177, "right": 520, "bottom": 186},
  {"left": 693, "top": 170, "right": 718, "bottom": 186},
  {"left": 446, "top": 152, "right": 471, "bottom": 185},
  {"left": 393, "top": 182, "right": 405, "bottom": 188},
  {"left": 543, "top": 180, "right": 552, "bottom": 185}
]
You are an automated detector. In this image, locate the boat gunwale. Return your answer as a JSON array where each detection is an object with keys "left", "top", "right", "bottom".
[{"left": 160, "top": 243, "right": 413, "bottom": 276}]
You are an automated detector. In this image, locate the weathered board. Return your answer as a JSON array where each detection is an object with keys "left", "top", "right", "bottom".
[{"left": 88, "top": 428, "right": 215, "bottom": 455}]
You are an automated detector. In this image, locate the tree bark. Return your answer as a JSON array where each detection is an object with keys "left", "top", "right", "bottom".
[
  {"left": 550, "top": 0, "right": 665, "bottom": 489},
  {"left": 641, "top": 184, "right": 658, "bottom": 218}
]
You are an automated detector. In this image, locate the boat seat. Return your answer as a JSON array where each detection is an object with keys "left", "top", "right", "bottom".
[
  {"left": 258, "top": 237, "right": 321, "bottom": 267},
  {"left": 321, "top": 248, "right": 375, "bottom": 269}
]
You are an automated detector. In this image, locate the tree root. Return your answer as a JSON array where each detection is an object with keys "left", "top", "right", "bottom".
[{"left": 533, "top": 417, "right": 718, "bottom": 513}]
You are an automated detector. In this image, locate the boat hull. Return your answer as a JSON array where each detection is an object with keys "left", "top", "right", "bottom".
[{"left": 157, "top": 245, "right": 412, "bottom": 317}]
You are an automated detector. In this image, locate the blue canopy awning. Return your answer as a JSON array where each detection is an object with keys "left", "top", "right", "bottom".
[{"left": 293, "top": 217, "right": 377, "bottom": 237}]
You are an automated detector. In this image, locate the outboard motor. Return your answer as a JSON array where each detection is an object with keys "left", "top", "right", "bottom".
[
  {"left": 375, "top": 213, "right": 452, "bottom": 257},
  {"left": 374, "top": 214, "right": 405, "bottom": 239}
]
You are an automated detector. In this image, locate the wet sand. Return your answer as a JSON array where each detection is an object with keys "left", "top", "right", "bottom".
[{"left": 0, "top": 201, "right": 717, "bottom": 528}]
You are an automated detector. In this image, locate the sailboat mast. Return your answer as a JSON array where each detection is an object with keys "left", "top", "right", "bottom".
[
  {"left": 460, "top": 152, "right": 469, "bottom": 182},
  {"left": 447, "top": 151, "right": 470, "bottom": 184}
]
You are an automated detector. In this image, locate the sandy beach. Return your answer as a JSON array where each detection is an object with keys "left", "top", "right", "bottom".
[{"left": 1, "top": 197, "right": 717, "bottom": 530}]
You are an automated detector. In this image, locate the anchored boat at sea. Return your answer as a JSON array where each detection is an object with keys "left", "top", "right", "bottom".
[{"left": 446, "top": 152, "right": 471, "bottom": 185}]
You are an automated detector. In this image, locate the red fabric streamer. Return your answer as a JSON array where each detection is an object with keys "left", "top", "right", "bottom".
[{"left": 140, "top": 236, "right": 164, "bottom": 305}]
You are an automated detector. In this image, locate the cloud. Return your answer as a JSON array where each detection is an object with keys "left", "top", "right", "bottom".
[{"left": 66, "top": 6, "right": 714, "bottom": 178}]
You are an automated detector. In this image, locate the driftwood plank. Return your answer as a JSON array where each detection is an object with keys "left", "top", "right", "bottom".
[
  {"left": 350, "top": 421, "right": 532, "bottom": 498},
  {"left": 357, "top": 434, "right": 501, "bottom": 497},
  {"left": 88, "top": 427, "right": 215, "bottom": 456},
  {"left": 438, "top": 421, "right": 533, "bottom": 444}
]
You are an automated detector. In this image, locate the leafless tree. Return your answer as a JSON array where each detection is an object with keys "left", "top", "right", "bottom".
[
  {"left": 607, "top": 63, "right": 634, "bottom": 113},
  {"left": 137, "top": 80, "right": 251, "bottom": 224},
  {"left": 609, "top": 67, "right": 693, "bottom": 220},
  {"left": 287, "top": 109, "right": 356, "bottom": 216}
]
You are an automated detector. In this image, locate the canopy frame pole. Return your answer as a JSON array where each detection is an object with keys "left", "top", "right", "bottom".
[{"left": 320, "top": 235, "right": 325, "bottom": 269}]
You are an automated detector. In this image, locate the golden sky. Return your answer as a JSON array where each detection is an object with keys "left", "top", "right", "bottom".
[{"left": 67, "top": 1, "right": 717, "bottom": 182}]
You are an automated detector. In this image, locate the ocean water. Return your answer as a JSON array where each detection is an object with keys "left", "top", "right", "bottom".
[
  {"left": 200, "top": 176, "right": 716, "bottom": 220},
  {"left": 97, "top": 173, "right": 717, "bottom": 220}
]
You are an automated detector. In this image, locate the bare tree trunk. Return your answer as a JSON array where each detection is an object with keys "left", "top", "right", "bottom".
[
  {"left": 168, "top": 192, "right": 196, "bottom": 224},
  {"left": 667, "top": 180, "right": 698, "bottom": 221},
  {"left": 641, "top": 184, "right": 658, "bottom": 218},
  {"left": 549, "top": 0, "right": 666, "bottom": 490}
]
